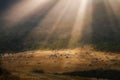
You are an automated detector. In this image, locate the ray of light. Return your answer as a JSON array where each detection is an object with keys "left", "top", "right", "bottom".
[
  {"left": 81, "top": 0, "right": 93, "bottom": 44},
  {"left": 68, "top": 0, "right": 91, "bottom": 47},
  {"left": 2, "top": 0, "right": 50, "bottom": 27},
  {"left": 44, "top": 0, "right": 72, "bottom": 41},
  {"left": 25, "top": 0, "right": 93, "bottom": 48},
  {"left": 27, "top": 0, "right": 73, "bottom": 41},
  {"left": 108, "top": 0, "right": 120, "bottom": 17},
  {"left": 103, "top": 0, "right": 120, "bottom": 41},
  {"left": 104, "top": 0, "right": 119, "bottom": 32}
]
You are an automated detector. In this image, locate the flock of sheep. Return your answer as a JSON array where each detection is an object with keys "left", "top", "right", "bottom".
[{"left": 0, "top": 50, "right": 120, "bottom": 71}]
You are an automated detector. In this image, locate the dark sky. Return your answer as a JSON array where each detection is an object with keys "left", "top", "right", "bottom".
[{"left": 0, "top": 0, "right": 19, "bottom": 13}]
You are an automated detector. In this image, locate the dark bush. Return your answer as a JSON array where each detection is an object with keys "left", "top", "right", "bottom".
[
  {"left": 32, "top": 69, "right": 44, "bottom": 74},
  {"left": 61, "top": 69, "right": 120, "bottom": 80}
]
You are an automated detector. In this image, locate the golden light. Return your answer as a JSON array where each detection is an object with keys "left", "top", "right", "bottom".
[
  {"left": 108, "top": 0, "right": 120, "bottom": 17},
  {"left": 2, "top": 0, "right": 50, "bottom": 27},
  {"left": 68, "top": 0, "right": 92, "bottom": 47},
  {"left": 26, "top": 0, "right": 80, "bottom": 41},
  {"left": 27, "top": 0, "right": 93, "bottom": 45},
  {"left": 1, "top": 0, "right": 120, "bottom": 48}
]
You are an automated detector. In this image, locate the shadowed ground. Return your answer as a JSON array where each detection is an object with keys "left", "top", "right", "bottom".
[
  {"left": 1, "top": 49, "right": 120, "bottom": 80},
  {"left": 61, "top": 69, "right": 120, "bottom": 80}
]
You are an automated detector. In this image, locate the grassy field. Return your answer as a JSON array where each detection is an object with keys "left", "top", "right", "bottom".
[
  {"left": 1, "top": 48, "right": 120, "bottom": 80},
  {"left": 0, "top": 0, "right": 120, "bottom": 80}
]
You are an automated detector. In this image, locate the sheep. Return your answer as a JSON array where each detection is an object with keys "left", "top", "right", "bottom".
[
  {"left": 49, "top": 54, "right": 58, "bottom": 59},
  {"left": 37, "top": 62, "right": 41, "bottom": 64},
  {"left": 25, "top": 61, "right": 29, "bottom": 64},
  {"left": 85, "top": 51, "right": 91, "bottom": 54},
  {"left": 66, "top": 61, "right": 71, "bottom": 65}
]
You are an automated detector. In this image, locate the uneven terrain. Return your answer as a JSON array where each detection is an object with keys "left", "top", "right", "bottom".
[{"left": 1, "top": 48, "right": 120, "bottom": 80}]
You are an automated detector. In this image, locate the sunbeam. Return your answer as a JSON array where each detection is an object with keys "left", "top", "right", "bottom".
[
  {"left": 2, "top": 0, "right": 51, "bottom": 27},
  {"left": 45, "top": 0, "right": 71, "bottom": 41},
  {"left": 0, "top": 0, "right": 120, "bottom": 79},
  {"left": 25, "top": 0, "right": 80, "bottom": 46},
  {"left": 68, "top": 0, "right": 90, "bottom": 47},
  {"left": 104, "top": 0, "right": 119, "bottom": 32},
  {"left": 108, "top": 0, "right": 120, "bottom": 17}
]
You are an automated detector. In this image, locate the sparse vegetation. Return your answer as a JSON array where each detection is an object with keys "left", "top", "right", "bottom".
[
  {"left": 1, "top": 49, "right": 120, "bottom": 80},
  {"left": 0, "top": 0, "right": 120, "bottom": 80},
  {"left": 92, "top": 42, "right": 120, "bottom": 53}
]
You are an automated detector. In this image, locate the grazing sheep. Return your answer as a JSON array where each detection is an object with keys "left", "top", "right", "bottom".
[
  {"left": 25, "top": 61, "right": 29, "bottom": 64},
  {"left": 54, "top": 61, "right": 57, "bottom": 63},
  {"left": 60, "top": 54, "right": 63, "bottom": 57},
  {"left": 75, "top": 53, "right": 78, "bottom": 55},
  {"left": 37, "top": 62, "right": 41, "bottom": 64},
  {"left": 88, "top": 64, "right": 93, "bottom": 66},
  {"left": 8, "top": 58, "right": 16, "bottom": 62},
  {"left": 85, "top": 51, "right": 91, "bottom": 54},
  {"left": 49, "top": 54, "right": 58, "bottom": 59},
  {"left": 64, "top": 54, "right": 70, "bottom": 58},
  {"left": 66, "top": 61, "right": 71, "bottom": 65},
  {"left": 65, "top": 56, "right": 69, "bottom": 58},
  {"left": 64, "top": 66, "right": 69, "bottom": 69}
]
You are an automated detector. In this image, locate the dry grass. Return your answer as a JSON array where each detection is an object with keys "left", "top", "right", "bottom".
[{"left": 1, "top": 48, "right": 120, "bottom": 80}]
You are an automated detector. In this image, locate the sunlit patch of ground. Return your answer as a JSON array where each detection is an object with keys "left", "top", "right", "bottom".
[{"left": 1, "top": 48, "right": 120, "bottom": 80}]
